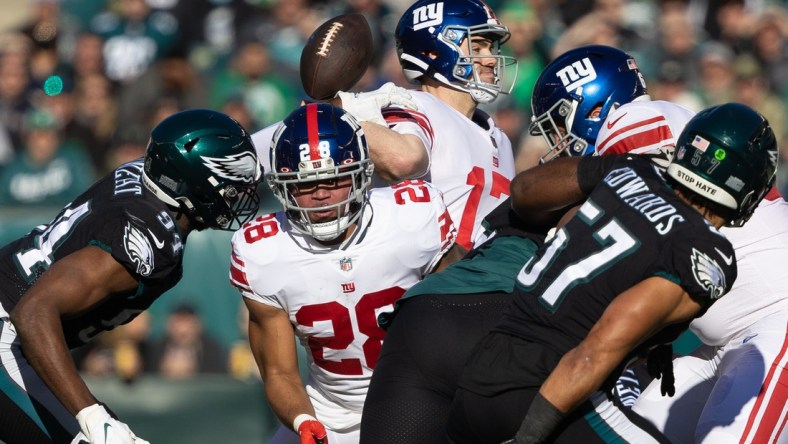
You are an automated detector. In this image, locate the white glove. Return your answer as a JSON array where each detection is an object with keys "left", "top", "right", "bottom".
[
  {"left": 75, "top": 404, "right": 150, "bottom": 444},
  {"left": 336, "top": 82, "right": 417, "bottom": 125}
]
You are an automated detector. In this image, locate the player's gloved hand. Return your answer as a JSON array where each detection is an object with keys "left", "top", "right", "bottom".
[
  {"left": 646, "top": 343, "right": 675, "bottom": 397},
  {"left": 294, "top": 414, "right": 328, "bottom": 444},
  {"left": 336, "top": 82, "right": 417, "bottom": 125},
  {"left": 75, "top": 403, "right": 150, "bottom": 444}
]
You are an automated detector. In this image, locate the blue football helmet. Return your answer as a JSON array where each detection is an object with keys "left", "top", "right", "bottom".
[
  {"left": 395, "top": 0, "right": 517, "bottom": 104},
  {"left": 530, "top": 45, "right": 649, "bottom": 163},
  {"left": 269, "top": 103, "right": 374, "bottom": 241}
]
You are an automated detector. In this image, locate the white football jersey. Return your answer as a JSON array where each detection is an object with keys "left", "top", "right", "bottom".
[
  {"left": 596, "top": 99, "right": 695, "bottom": 156},
  {"left": 229, "top": 182, "right": 454, "bottom": 428},
  {"left": 691, "top": 189, "right": 788, "bottom": 345},
  {"left": 383, "top": 91, "right": 515, "bottom": 249}
]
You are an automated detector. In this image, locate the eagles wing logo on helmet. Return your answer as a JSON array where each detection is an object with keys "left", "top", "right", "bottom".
[
  {"left": 202, "top": 152, "right": 259, "bottom": 183},
  {"left": 124, "top": 222, "right": 154, "bottom": 277},
  {"left": 691, "top": 248, "right": 726, "bottom": 300}
]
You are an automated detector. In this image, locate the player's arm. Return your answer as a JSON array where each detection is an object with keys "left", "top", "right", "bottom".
[
  {"left": 509, "top": 156, "right": 586, "bottom": 228},
  {"left": 510, "top": 276, "right": 702, "bottom": 442},
  {"left": 244, "top": 298, "right": 326, "bottom": 442},
  {"left": 360, "top": 122, "right": 429, "bottom": 184},
  {"left": 10, "top": 246, "right": 137, "bottom": 414},
  {"left": 333, "top": 84, "right": 429, "bottom": 183},
  {"left": 432, "top": 243, "right": 468, "bottom": 274},
  {"left": 510, "top": 155, "right": 620, "bottom": 228},
  {"left": 10, "top": 246, "right": 149, "bottom": 443}
]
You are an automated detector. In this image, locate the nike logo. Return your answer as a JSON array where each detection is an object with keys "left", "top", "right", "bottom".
[
  {"left": 104, "top": 422, "right": 112, "bottom": 442},
  {"left": 743, "top": 334, "right": 758, "bottom": 344},
  {"left": 714, "top": 248, "right": 734, "bottom": 266},
  {"left": 148, "top": 229, "right": 165, "bottom": 249},
  {"left": 606, "top": 113, "right": 627, "bottom": 129}
]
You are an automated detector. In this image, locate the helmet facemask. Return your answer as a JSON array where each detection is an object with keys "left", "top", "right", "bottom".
[
  {"left": 207, "top": 182, "right": 261, "bottom": 231},
  {"left": 436, "top": 25, "right": 517, "bottom": 104},
  {"left": 269, "top": 103, "right": 374, "bottom": 242},
  {"left": 144, "top": 166, "right": 261, "bottom": 232},
  {"left": 269, "top": 158, "right": 373, "bottom": 241},
  {"left": 530, "top": 93, "right": 596, "bottom": 163}
]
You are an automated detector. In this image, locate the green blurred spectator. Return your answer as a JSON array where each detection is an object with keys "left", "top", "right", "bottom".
[
  {"left": 0, "top": 108, "right": 94, "bottom": 207},
  {"left": 210, "top": 41, "right": 299, "bottom": 129},
  {"left": 89, "top": 0, "right": 179, "bottom": 83},
  {"left": 500, "top": 2, "right": 546, "bottom": 114}
]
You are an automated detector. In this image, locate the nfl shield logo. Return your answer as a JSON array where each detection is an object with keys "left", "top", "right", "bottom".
[{"left": 340, "top": 258, "right": 353, "bottom": 272}]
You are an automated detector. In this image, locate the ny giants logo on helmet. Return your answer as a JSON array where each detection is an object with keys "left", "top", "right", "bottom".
[
  {"left": 555, "top": 57, "right": 597, "bottom": 92},
  {"left": 201, "top": 152, "right": 258, "bottom": 183},
  {"left": 412, "top": 2, "right": 443, "bottom": 30}
]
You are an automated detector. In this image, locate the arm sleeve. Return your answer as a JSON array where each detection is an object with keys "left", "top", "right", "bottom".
[
  {"left": 98, "top": 214, "right": 179, "bottom": 281},
  {"left": 577, "top": 154, "right": 630, "bottom": 195},
  {"left": 659, "top": 230, "right": 737, "bottom": 308}
]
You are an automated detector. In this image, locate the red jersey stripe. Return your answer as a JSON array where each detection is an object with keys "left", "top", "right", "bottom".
[
  {"left": 597, "top": 116, "right": 669, "bottom": 154},
  {"left": 740, "top": 319, "right": 788, "bottom": 443},
  {"left": 383, "top": 108, "right": 434, "bottom": 146}
]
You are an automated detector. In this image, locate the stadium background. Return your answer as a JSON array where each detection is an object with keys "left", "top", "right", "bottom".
[{"left": 0, "top": 0, "right": 785, "bottom": 442}]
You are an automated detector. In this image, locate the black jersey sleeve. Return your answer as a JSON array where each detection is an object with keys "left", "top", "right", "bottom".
[
  {"left": 93, "top": 211, "right": 181, "bottom": 282},
  {"left": 577, "top": 154, "right": 631, "bottom": 195},
  {"left": 657, "top": 225, "right": 737, "bottom": 308}
]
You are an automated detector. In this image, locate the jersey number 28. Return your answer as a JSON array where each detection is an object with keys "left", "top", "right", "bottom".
[{"left": 295, "top": 287, "right": 405, "bottom": 375}]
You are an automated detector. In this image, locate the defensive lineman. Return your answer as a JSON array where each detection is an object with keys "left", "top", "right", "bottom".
[
  {"left": 446, "top": 103, "right": 778, "bottom": 443},
  {"left": 632, "top": 152, "right": 788, "bottom": 444},
  {"left": 0, "top": 110, "right": 261, "bottom": 443}
]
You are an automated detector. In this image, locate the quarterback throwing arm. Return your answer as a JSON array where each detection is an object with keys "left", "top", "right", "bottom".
[{"left": 381, "top": 91, "right": 514, "bottom": 249}]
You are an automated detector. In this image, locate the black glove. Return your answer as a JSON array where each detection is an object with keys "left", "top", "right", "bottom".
[{"left": 646, "top": 344, "right": 675, "bottom": 397}]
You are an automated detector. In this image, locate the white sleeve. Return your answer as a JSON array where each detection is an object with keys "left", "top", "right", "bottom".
[
  {"left": 596, "top": 101, "right": 692, "bottom": 156},
  {"left": 251, "top": 122, "right": 280, "bottom": 175},
  {"left": 229, "top": 230, "right": 283, "bottom": 309}
]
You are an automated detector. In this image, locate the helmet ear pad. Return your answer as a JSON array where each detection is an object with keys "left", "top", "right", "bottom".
[{"left": 143, "top": 109, "right": 262, "bottom": 231}]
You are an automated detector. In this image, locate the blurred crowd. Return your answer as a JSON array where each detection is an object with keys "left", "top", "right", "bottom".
[
  {"left": 0, "top": 0, "right": 786, "bottom": 379},
  {"left": 0, "top": 0, "right": 786, "bottom": 207},
  {"left": 71, "top": 301, "right": 255, "bottom": 382}
]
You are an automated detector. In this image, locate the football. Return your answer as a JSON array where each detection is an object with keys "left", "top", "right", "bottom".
[{"left": 300, "top": 13, "right": 373, "bottom": 100}]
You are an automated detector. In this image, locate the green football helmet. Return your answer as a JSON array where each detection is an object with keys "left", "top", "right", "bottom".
[
  {"left": 143, "top": 109, "right": 262, "bottom": 231},
  {"left": 666, "top": 102, "right": 778, "bottom": 227}
]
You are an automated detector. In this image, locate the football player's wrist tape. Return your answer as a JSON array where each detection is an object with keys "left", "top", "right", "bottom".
[
  {"left": 76, "top": 403, "right": 149, "bottom": 444},
  {"left": 336, "top": 82, "right": 416, "bottom": 125},
  {"left": 294, "top": 413, "right": 327, "bottom": 444},
  {"left": 293, "top": 414, "right": 318, "bottom": 432},
  {"left": 508, "top": 393, "right": 565, "bottom": 443}
]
